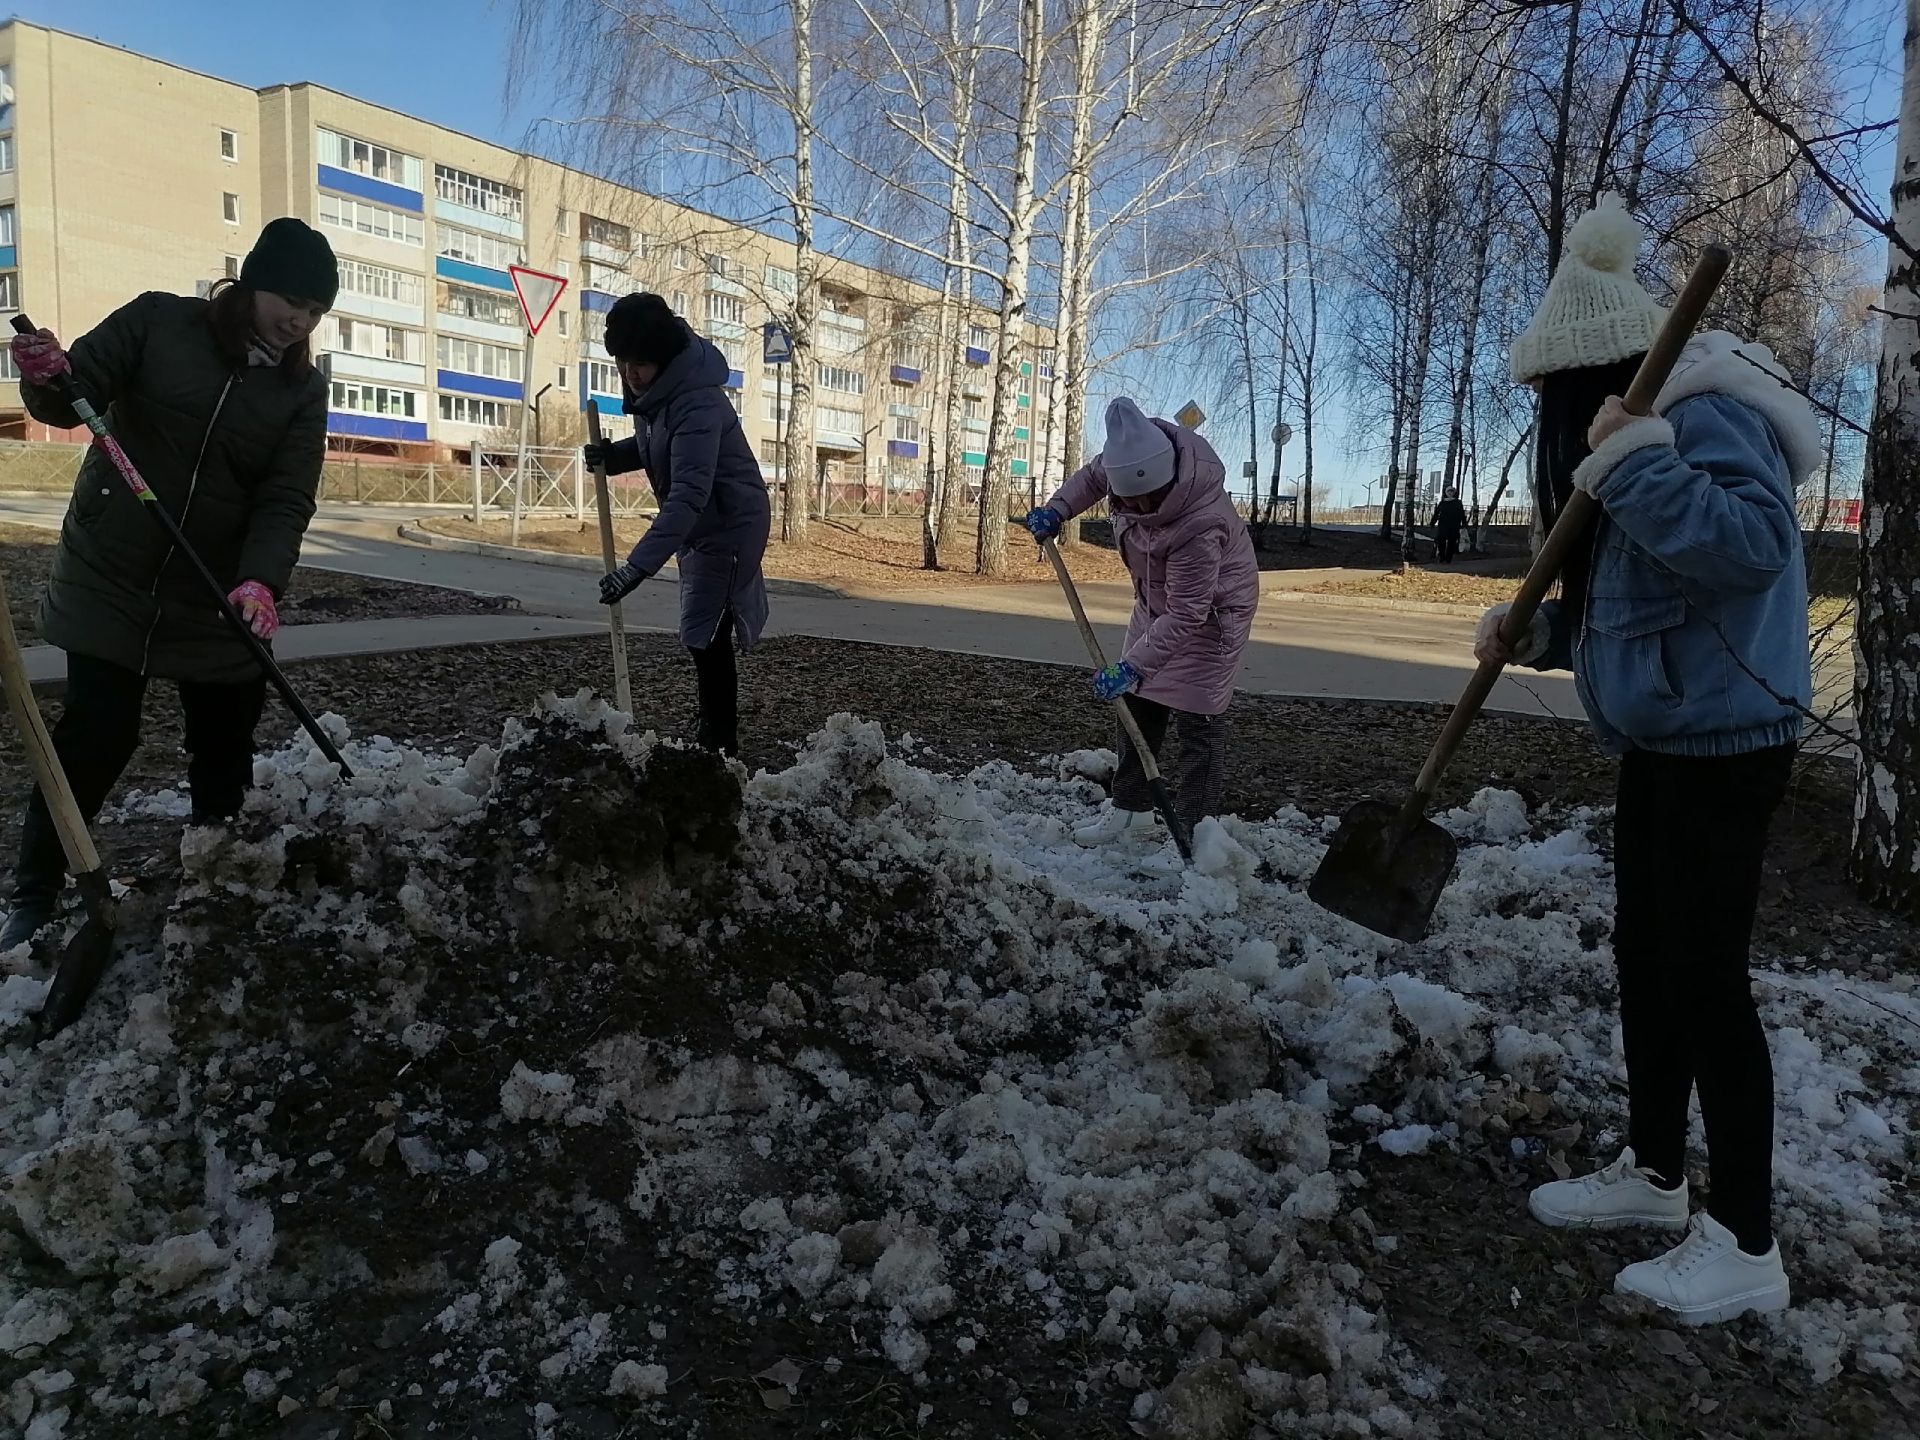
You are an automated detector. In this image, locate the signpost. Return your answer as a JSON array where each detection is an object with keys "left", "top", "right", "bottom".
[{"left": 507, "top": 265, "right": 568, "bottom": 546}]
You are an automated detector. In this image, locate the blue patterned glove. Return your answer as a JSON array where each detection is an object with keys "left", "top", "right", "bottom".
[
  {"left": 1091, "top": 661, "right": 1140, "bottom": 701},
  {"left": 1024, "top": 506, "right": 1063, "bottom": 542},
  {"left": 599, "top": 562, "right": 647, "bottom": 605}
]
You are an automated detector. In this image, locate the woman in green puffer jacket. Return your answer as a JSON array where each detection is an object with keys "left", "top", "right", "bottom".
[{"left": 2, "top": 217, "right": 338, "bottom": 951}]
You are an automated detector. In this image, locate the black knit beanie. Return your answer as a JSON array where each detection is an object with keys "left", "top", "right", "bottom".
[
  {"left": 604, "top": 293, "right": 688, "bottom": 368},
  {"left": 240, "top": 218, "right": 340, "bottom": 308}
]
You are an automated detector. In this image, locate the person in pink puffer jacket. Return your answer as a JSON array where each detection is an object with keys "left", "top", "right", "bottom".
[{"left": 1025, "top": 397, "right": 1260, "bottom": 847}]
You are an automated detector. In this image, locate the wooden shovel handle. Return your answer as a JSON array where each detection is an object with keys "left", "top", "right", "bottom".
[
  {"left": 586, "top": 408, "right": 633, "bottom": 715},
  {"left": 1407, "top": 244, "right": 1732, "bottom": 810},
  {"left": 1041, "top": 537, "right": 1165, "bottom": 783},
  {"left": 0, "top": 575, "right": 101, "bottom": 874}
]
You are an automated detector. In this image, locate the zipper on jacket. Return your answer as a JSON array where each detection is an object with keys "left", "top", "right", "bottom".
[{"left": 139, "top": 373, "right": 235, "bottom": 674}]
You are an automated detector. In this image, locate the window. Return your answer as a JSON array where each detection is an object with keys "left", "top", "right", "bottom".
[
  {"left": 330, "top": 380, "right": 419, "bottom": 418},
  {"left": 891, "top": 382, "right": 913, "bottom": 407},
  {"left": 436, "top": 222, "right": 519, "bottom": 271},
  {"left": 583, "top": 214, "right": 631, "bottom": 250},
  {"left": 818, "top": 324, "right": 860, "bottom": 358},
  {"left": 0, "top": 347, "right": 16, "bottom": 381},
  {"left": 555, "top": 207, "right": 570, "bottom": 236},
  {"left": 705, "top": 292, "right": 743, "bottom": 327},
  {"left": 893, "top": 414, "right": 920, "bottom": 444},
  {"left": 342, "top": 259, "right": 426, "bottom": 307},
  {"left": 671, "top": 245, "right": 690, "bottom": 270},
  {"left": 712, "top": 335, "right": 744, "bottom": 370},
  {"left": 222, "top": 193, "right": 241, "bottom": 225},
  {"left": 556, "top": 259, "right": 572, "bottom": 279},
  {"left": 765, "top": 265, "right": 796, "bottom": 296},
  {"left": 557, "top": 311, "right": 570, "bottom": 338},
  {"left": 969, "top": 324, "right": 991, "bottom": 349},
  {"left": 582, "top": 309, "right": 607, "bottom": 350},
  {"left": 671, "top": 290, "right": 689, "bottom": 315},
  {"left": 320, "top": 315, "right": 424, "bottom": 364},
  {"left": 584, "top": 259, "right": 626, "bottom": 294},
  {"left": 703, "top": 252, "right": 734, "bottom": 280},
  {"left": 315, "top": 128, "right": 424, "bottom": 190},
  {"left": 817, "top": 405, "right": 863, "bottom": 437},
  {"left": 0, "top": 274, "right": 17, "bottom": 310},
  {"left": 1036, "top": 346, "right": 1056, "bottom": 373},
  {"left": 438, "top": 393, "right": 514, "bottom": 428},
  {"left": 723, "top": 388, "right": 742, "bottom": 414},
  {"left": 821, "top": 291, "right": 857, "bottom": 316},
  {"left": 0, "top": 207, "right": 16, "bottom": 247},
  {"left": 319, "top": 193, "right": 424, "bottom": 246},
  {"left": 817, "top": 364, "right": 864, "bottom": 396},
  {"left": 437, "top": 280, "right": 518, "bottom": 326},
  {"left": 220, "top": 128, "right": 238, "bottom": 161},
  {"left": 891, "top": 336, "right": 927, "bottom": 371},
  {"left": 964, "top": 396, "right": 985, "bottom": 422},
  {"left": 635, "top": 233, "right": 660, "bottom": 264},
  {"left": 435, "top": 335, "right": 523, "bottom": 381},
  {"left": 0, "top": 137, "right": 14, "bottom": 174},
  {"left": 758, "top": 439, "right": 782, "bottom": 467},
  {"left": 584, "top": 359, "right": 621, "bottom": 394},
  {"left": 434, "top": 165, "right": 523, "bottom": 222},
  {"left": 762, "top": 387, "right": 788, "bottom": 424},
  {"left": 557, "top": 365, "right": 569, "bottom": 390}
]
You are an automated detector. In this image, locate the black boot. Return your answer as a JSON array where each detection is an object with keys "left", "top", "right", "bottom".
[{"left": 2, "top": 800, "right": 65, "bottom": 950}]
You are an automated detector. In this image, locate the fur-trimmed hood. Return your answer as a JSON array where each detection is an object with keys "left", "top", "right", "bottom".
[{"left": 1654, "top": 331, "right": 1822, "bottom": 485}]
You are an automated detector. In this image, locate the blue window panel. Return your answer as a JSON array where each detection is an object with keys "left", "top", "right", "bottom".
[
  {"left": 962, "top": 450, "right": 986, "bottom": 467},
  {"left": 1039, "top": 366, "right": 1054, "bottom": 379},
  {"left": 434, "top": 256, "right": 515, "bottom": 293},
  {"left": 1014, "top": 426, "right": 1029, "bottom": 442},
  {"left": 0, "top": 246, "right": 15, "bottom": 269},
  {"left": 1011, "top": 459, "right": 1029, "bottom": 477},
  {"left": 328, "top": 412, "right": 428, "bottom": 443},
  {"left": 1018, "top": 393, "right": 1031, "bottom": 408},
  {"left": 437, "top": 369, "right": 523, "bottom": 402},
  {"left": 587, "top": 392, "right": 623, "bottom": 416},
  {"left": 580, "top": 289, "right": 617, "bottom": 315},
  {"left": 888, "top": 439, "right": 920, "bottom": 459},
  {"left": 1020, "top": 361, "right": 1033, "bottom": 377},
  {"left": 317, "top": 165, "right": 424, "bottom": 214},
  {"left": 726, "top": 370, "right": 746, "bottom": 390},
  {"left": 965, "top": 346, "right": 990, "bottom": 366},
  {"left": 890, "top": 365, "right": 921, "bottom": 385}
]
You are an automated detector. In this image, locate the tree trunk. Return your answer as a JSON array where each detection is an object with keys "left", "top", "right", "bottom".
[
  {"left": 936, "top": 0, "right": 981, "bottom": 566},
  {"left": 1054, "top": 0, "right": 1104, "bottom": 549},
  {"left": 1544, "top": 0, "right": 1585, "bottom": 278},
  {"left": 977, "top": 0, "right": 1044, "bottom": 577},
  {"left": 923, "top": 268, "right": 957, "bottom": 569},
  {"left": 1850, "top": 0, "right": 1920, "bottom": 915},
  {"left": 781, "top": 0, "right": 816, "bottom": 545},
  {"left": 1296, "top": 183, "right": 1319, "bottom": 544}
]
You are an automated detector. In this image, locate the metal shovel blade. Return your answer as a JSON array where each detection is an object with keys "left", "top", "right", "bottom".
[
  {"left": 1307, "top": 799, "right": 1459, "bottom": 943},
  {"left": 31, "top": 871, "right": 117, "bottom": 1042}
]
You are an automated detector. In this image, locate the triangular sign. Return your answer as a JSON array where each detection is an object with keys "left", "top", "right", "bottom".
[{"left": 509, "top": 265, "right": 569, "bottom": 336}]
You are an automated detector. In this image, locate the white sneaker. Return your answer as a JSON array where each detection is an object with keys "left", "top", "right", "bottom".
[
  {"left": 1528, "top": 1147, "right": 1690, "bottom": 1230},
  {"left": 1071, "top": 805, "right": 1159, "bottom": 848},
  {"left": 1614, "top": 1212, "right": 1790, "bottom": 1325}
]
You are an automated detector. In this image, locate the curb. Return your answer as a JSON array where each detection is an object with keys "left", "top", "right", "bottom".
[
  {"left": 1264, "top": 590, "right": 1491, "bottom": 619},
  {"left": 394, "top": 524, "right": 846, "bottom": 601}
]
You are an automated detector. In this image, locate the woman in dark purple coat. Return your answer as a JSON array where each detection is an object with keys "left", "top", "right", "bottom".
[{"left": 590, "top": 294, "right": 771, "bottom": 756}]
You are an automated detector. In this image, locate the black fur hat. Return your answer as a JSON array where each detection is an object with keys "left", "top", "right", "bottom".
[{"left": 603, "top": 292, "right": 688, "bottom": 368}]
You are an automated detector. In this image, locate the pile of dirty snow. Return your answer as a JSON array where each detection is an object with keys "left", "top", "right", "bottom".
[{"left": 1, "top": 698, "right": 1913, "bottom": 1438}]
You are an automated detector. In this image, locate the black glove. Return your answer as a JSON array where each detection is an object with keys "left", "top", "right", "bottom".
[
  {"left": 583, "top": 439, "right": 618, "bottom": 472},
  {"left": 600, "top": 562, "right": 647, "bottom": 605}
]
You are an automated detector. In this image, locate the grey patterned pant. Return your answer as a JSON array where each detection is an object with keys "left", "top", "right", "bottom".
[{"left": 1110, "top": 697, "right": 1230, "bottom": 826}]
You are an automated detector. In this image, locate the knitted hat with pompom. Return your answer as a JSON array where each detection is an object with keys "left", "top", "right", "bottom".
[{"left": 1509, "top": 194, "right": 1665, "bottom": 383}]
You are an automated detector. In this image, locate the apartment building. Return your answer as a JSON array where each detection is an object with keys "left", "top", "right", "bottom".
[{"left": 0, "top": 20, "right": 1056, "bottom": 497}]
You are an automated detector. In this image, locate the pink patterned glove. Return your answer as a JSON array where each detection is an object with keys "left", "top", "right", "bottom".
[
  {"left": 229, "top": 581, "right": 279, "bottom": 640},
  {"left": 11, "top": 329, "right": 70, "bottom": 385}
]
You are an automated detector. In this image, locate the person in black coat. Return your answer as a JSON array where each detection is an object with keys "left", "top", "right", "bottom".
[{"left": 1431, "top": 487, "right": 1467, "bottom": 563}]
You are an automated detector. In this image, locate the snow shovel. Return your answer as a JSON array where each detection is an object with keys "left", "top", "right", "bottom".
[
  {"left": 9, "top": 314, "right": 353, "bottom": 779},
  {"left": 1307, "top": 244, "right": 1732, "bottom": 942},
  {"left": 1040, "top": 537, "right": 1194, "bottom": 862},
  {"left": 586, "top": 407, "right": 633, "bottom": 714},
  {"left": 0, "top": 573, "right": 116, "bottom": 1040}
]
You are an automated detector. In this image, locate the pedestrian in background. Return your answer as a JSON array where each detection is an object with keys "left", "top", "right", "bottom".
[
  {"left": 2, "top": 218, "right": 337, "bottom": 951},
  {"left": 588, "top": 293, "right": 770, "bottom": 758},
  {"left": 1477, "top": 194, "right": 1817, "bottom": 1325},
  {"left": 1431, "top": 486, "right": 1467, "bottom": 563},
  {"left": 1024, "top": 398, "right": 1259, "bottom": 847}
]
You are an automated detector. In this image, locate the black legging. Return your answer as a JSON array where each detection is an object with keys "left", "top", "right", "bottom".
[
  {"left": 1613, "top": 744, "right": 1794, "bottom": 1254},
  {"left": 12, "top": 652, "right": 266, "bottom": 902},
  {"left": 689, "top": 612, "right": 738, "bottom": 757}
]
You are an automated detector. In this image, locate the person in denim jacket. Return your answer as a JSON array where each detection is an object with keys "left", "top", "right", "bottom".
[{"left": 1474, "top": 196, "right": 1820, "bottom": 1325}]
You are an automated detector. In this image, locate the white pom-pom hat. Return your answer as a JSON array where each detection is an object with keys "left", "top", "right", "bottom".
[{"left": 1510, "top": 193, "right": 1666, "bottom": 383}]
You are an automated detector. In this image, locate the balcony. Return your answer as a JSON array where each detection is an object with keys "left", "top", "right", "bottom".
[
  {"left": 582, "top": 237, "right": 629, "bottom": 266},
  {"left": 707, "top": 275, "right": 746, "bottom": 298},
  {"left": 434, "top": 256, "right": 514, "bottom": 293},
  {"left": 435, "top": 195, "right": 521, "bottom": 242},
  {"left": 820, "top": 308, "right": 866, "bottom": 334},
  {"left": 889, "top": 364, "right": 921, "bottom": 385},
  {"left": 437, "top": 369, "right": 524, "bottom": 403},
  {"left": 888, "top": 439, "right": 920, "bottom": 459},
  {"left": 965, "top": 346, "right": 990, "bottom": 366},
  {"left": 318, "top": 165, "right": 424, "bottom": 215}
]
